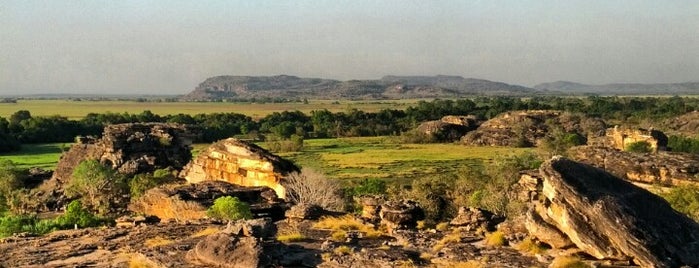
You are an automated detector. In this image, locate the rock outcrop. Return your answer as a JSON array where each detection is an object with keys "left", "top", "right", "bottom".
[
  {"left": 180, "top": 138, "right": 299, "bottom": 199},
  {"left": 527, "top": 156, "right": 699, "bottom": 267},
  {"left": 416, "top": 115, "right": 479, "bottom": 142},
  {"left": 449, "top": 207, "right": 502, "bottom": 231},
  {"left": 597, "top": 126, "right": 668, "bottom": 152},
  {"left": 570, "top": 145, "right": 699, "bottom": 187},
  {"left": 379, "top": 200, "right": 425, "bottom": 233},
  {"left": 33, "top": 123, "right": 197, "bottom": 210},
  {"left": 665, "top": 110, "right": 699, "bottom": 136},
  {"left": 461, "top": 110, "right": 605, "bottom": 147},
  {"left": 130, "top": 181, "right": 287, "bottom": 221}
]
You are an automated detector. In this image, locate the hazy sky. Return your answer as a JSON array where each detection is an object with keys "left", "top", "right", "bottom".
[{"left": 1, "top": 1, "right": 698, "bottom": 95}]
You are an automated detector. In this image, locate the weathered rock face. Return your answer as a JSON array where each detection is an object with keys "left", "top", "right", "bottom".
[
  {"left": 180, "top": 138, "right": 299, "bottom": 199},
  {"left": 449, "top": 207, "right": 502, "bottom": 231},
  {"left": 416, "top": 115, "right": 480, "bottom": 142},
  {"left": 379, "top": 200, "right": 425, "bottom": 232},
  {"left": 531, "top": 157, "right": 699, "bottom": 267},
  {"left": 664, "top": 110, "right": 699, "bottom": 136},
  {"left": 598, "top": 126, "right": 668, "bottom": 152},
  {"left": 461, "top": 110, "right": 605, "bottom": 147},
  {"left": 129, "top": 181, "right": 287, "bottom": 221},
  {"left": 33, "top": 123, "right": 196, "bottom": 210},
  {"left": 191, "top": 230, "right": 267, "bottom": 268},
  {"left": 570, "top": 145, "right": 699, "bottom": 187}
]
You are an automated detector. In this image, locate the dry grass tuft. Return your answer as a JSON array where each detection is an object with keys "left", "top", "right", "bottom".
[
  {"left": 435, "top": 222, "right": 450, "bottom": 231},
  {"left": 514, "top": 237, "right": 547, "bottom": 255},
  {"left": 432, "top": 232, "right": 462, "bottom": 252},
  {"left": 190, "top": 227, "right": 220, "bottom": 238},
  {"left": 277, "top": 232, "right": 307, "bottom": 243},
  {"left": 483, "top": 231, "right": 506, "bottom": 247},
  {"left": 549, "top": 256, "right": 591, "bottom": 268},
  {"left": 333, "top": 245, "right": 353, "bottom": 255},
  {"left": 144, "top": 236, "right": 174, "bottom": 248},
  {"left": 314, "top": 215, "right": 383, "bottom": 238},
  {"left": 127, "top": 254, "right": 158, "bottom": 268}
]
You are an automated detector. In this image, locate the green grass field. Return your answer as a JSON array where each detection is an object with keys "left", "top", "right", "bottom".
[
  {"left": 0, "top": 137, "right": 531, "bottom": 184},
  {"left": 0, "top": 99, "right": 420, "bottom": 120},
  {"left": 0, "top": 143, "right": 70, "bottom": 169}
]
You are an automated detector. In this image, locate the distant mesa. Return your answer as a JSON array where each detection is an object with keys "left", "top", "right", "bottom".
[
  {"left": 180, "top": 75, "right": 541, "bottom": 101},
  {"left": 534, "top": 80, "right": 699, "bottom": 95}
]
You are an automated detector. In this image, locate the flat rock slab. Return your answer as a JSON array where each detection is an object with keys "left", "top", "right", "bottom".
[{"left": 539, "top": 157, "right": 699, "bottom": 267}]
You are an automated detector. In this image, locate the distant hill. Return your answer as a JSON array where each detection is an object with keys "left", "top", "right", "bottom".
[
  {"left": 181, "top": 75, "right": 541, "bottom": 101},
  {"left": 534, "top": 81, "right": 699, "bottom": 95}
]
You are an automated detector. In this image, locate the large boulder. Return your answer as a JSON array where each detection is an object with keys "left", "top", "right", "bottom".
[
  {"left": 180, "top": 138, "right": 299, "bottom": 199},
  {"left": 32, "top": 123, "right": 197, "bottom": 211},
  {"left": 449, "top": 207, "right": 502, "bottom": 231},
  {"left": 415, "top": 115, "right": 479, "bottom": 142},
  {"left": 192, "top": 233, "right": 267, "bottom": 268},
  {"left": 570, "top": 145, "right": 699, "bottom": 187},
  {"left": 129, "top": 181, "right": 287, "bottom": 221},
  {"left": 595, "top": 126, "right": 668, "bottom": 152},
  {"left": 462, "top": 110, "right": 605, "bottom": 147},
  {"left": 379, "top": 200, "right": 425, "bottom": 232},
  {"left": 532, "top": 156, "right": 699, "bottom": 267}
]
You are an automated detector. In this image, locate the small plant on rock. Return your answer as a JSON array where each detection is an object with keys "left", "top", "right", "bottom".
[{"left": 206, "top": 196, "right": 252, "bottom": 221}]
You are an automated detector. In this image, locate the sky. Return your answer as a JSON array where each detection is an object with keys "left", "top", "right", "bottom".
[{"left": 1, "top": 0, "right": 698, "bottom": 95}]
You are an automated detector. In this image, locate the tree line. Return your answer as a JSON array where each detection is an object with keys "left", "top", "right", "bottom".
[{"left": 1, "top": 96, "right": 699, "bottom": 153}]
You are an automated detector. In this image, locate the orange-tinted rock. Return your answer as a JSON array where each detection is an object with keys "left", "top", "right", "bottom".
[
  {"left": 180, "top": 138, "right": 299, "bottom": 199},
  {"left": 600, "top": 126, "right": 668, "bottom": 152}
]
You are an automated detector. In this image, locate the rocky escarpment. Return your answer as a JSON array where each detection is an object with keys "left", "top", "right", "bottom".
[
  {"left": 180, "top": 138, "right": 299, "bottom": 199},
  {"left": 570, "top": 145, "right": 699, "bottom": 187},
  {"left": 33, "top": 123, "right": 197, "bottom": 210},
  {"left": 181, "top": 75, "right": 541, "bottom": 101},
  {"left": 461, "top": 110, "right": 606, "bottom": 147},
  {"left": 524, "top": 157, "right": 699, "bottom": 267}
]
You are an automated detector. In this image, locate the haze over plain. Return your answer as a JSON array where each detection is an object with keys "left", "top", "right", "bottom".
[{"left": 1, "top": 0, "right": 697, "bottom": 95}]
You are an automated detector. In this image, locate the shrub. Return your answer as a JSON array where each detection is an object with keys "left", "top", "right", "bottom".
[
  {"left": 277, "top": 232, "right": 306, "bottom": 242},
  {"left": 668, "top": 135, "right": 699, "bottom": 154},
  {"left": 625, "top": 141, "right": 653, "bottom": 153},
  {"left": 0, "top": 160, "right": 22, "bottom": 212},
  {"left": 53, "top": 200, "right": 104, "bottom": 229},
  {"left": 399, "top": 129, "right": 437, "bottom": 144},
  {"left": 484, "top": 231, "right": 506, "bottom": 247},
  {"left": 660, "top": 185, "right": 699, "bottom": 221},
  {"left": 66, "top": 160, "right": 128, "bottom": 215},
  {"left": 206, "top": 196, "right": 253, "bottom": 221},
  {"left": 129, "top": 169, "right": 176, "bottom": 200},
  {"left": 284, "top": 168, "right": 344, "bottom": 211},
  {"left": 351, "top": 178, "right": 387, "bottom": 196}
]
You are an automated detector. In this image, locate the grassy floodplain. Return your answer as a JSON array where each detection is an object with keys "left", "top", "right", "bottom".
[
  {"left": 0, "top": 99, "right": 421, "bottom": 120},
  {"left": 2, "top": 137, "right": 531, "bottom": 185}
]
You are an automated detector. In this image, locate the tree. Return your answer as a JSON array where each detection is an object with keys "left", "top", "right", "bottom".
[
  {"left": 283, "top": 168, "right": 344, "bottom": 211},
  {"left": 0, "top": 160, "right": 22, "bottom": 212},
  {"left": 65, "top": 160, "right": 127, "bottom": 215}
]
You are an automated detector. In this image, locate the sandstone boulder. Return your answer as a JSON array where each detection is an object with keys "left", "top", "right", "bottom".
[
  {"left": 129, "top": 181, "right": 287, "bottom": 221},
  {"left": 449, "top": 207, "right": 502, "bottom": 231},
  {"left": 534, "top": 156, "right": 699, "bottom": 267},
  {"left": 415, "top": 115, "right": 479, "bottom": 142},
  {"left": 192, "top": 233, "right": 267, "bottom": 268},
  {"left": 594, "top": 126, "right": 668, "bottom": 152},
  {"left": 180, "top": 138, "right": 299, "bottom": 199},
  {"left": 570, "top": 145, "right": 699, "bottom": 187},
  {"left": 462, "top": 110, "right": 605, "bottom": 147},
  {"left": 379, "top": 200, "right": 425, "bottom": 232},
  {"left": 285, "top": 203, "right": 324, "bottom": 220},
  {"left": 32, "top": 123, "right": 196, "bottom": 211}
]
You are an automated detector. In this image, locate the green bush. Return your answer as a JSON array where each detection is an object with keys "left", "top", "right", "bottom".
[
  {"left": 66, "top": 160, "right": 128, "bottom": 215},
  {"left": 625, "top": 141, "right": 653, "bottom": 153},
  {"left": 668, "top": 135, "right": 699, "bottom": 154},
  {"left": 351, "top": 178, "right": 387, "bottom": 196},
  {"left": 661, "top": 185, "right": 699, "bottom": 221},
  {"left": 206, "top": 196, "right": 253, "bottom": 221},
  {"left": 129, "top": 169, "right": 176, "bottom": 200},
  {"left": 0, "top": 200, "right": 105, "bottom": 238}
]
